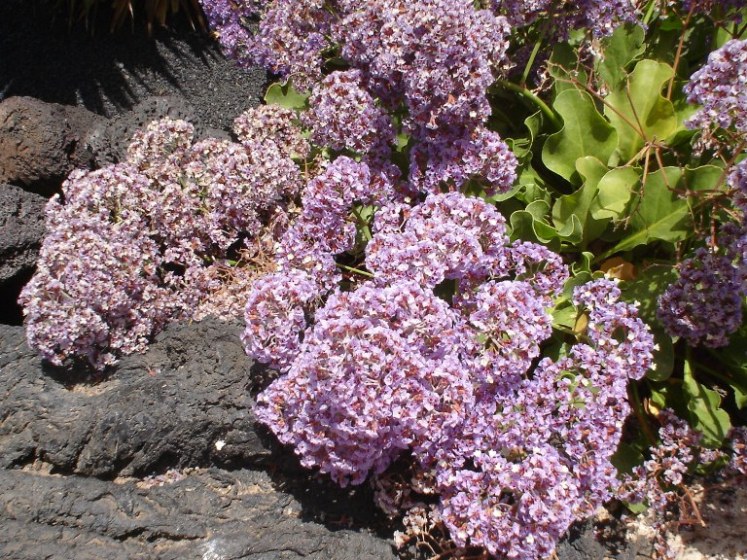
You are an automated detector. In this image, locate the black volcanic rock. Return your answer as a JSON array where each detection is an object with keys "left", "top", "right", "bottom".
[
  {"left": 0, "top": 468, "right": 397, "bottom": 560},
  {"left": 0, "top": 319, "right": 268, "bottom": 477}
]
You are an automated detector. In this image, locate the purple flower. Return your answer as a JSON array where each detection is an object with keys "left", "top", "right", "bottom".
[
  {"left": 684, "top": 39, "right": 747, "bottom": 141},
  {"left": 658, "top": 246, "right": 745, "bottom": 347},
  {"left": 305, "top": 69, "right": 395, "bottom": 155}
]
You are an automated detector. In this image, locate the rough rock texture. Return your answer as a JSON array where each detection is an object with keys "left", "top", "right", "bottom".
[
  {"left": 0, "top": 183, "right": 45, "bottom": 286},
  {"left": 555, "top": 519, "right": 635, "bottom": 560},
  {"left": 0, "top": 319, "right": 399, "bottom": 559},
  {"left": 0, "top": 468, "right": 398, "bottom": 560},
  {"left": 0, "top": 0, "right": 267, "bottom": 132},
  {"left": 91, "top": 95, "right": 229, "bottom": 166},
  {"left": 0, "top": 319, "right": 270, "bottom": 477},
  {"left": 0, "top": 96, "right": 105, "bottom": 193},
  {"left": 0, "top": 183, "right": 46, "bottom": 325}
]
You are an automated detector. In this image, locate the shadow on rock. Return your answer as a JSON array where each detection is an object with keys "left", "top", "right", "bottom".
[{"left": 0, "top": 0, "right": 267, "bottom": 131}]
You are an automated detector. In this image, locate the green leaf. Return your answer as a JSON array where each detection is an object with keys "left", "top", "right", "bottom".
[
  {"left": 619, "top": 263, "right": 677, "bottom": 324},
  {"left": 646, "top": 328, "right": 675, "bottom": 382},
  {"left": 264, "top": 81, "right": 310, "bottom": 110},
  {"left": 572, "top": 252, "right": 594, "bottom": 276},
  {"left": 552, "top": 156, "right": 610, "bottom": 245},
  {"left": 735, "top": 386, "right": 747, "bottom": 409},
  {"left": 511, "top": 199, "right": 581, "bottom": 245},
  {"left": 711, "top": 326, "right": 747, "bottom": 409},
  {"left": 612, "top": 442, "right": 645, "bottom": 475},
  {"left": 597, "top": 24, "right": 646, "bottom": 89},
  {"left": 548, "top": 43, "right": 587, "bottom": 95},
  {"left": 552, "top": 302, "right": 579, "bottom": 330},
  {"left": 394, "top": 132, "right": 410, "bottom": 152},
  {"left": 601, "top": 167, "right": 687, "bottom": 258},
  {"left": 543, "top": 90, "right": 618, "bottom": 184},
  {"left": 683, "top": 360, "right": 731, "bottom": 447},
  {"left": 591, "top": 166, "right": 640, "bottom": 220},
  {"left": 509, "top": 209, "right": 574, "bottom": 248},
  {"left": 604, "top": 60, "right": 677, "bottom": 161},
  {"left": 683, "top": 164, "right": 727, "bottom": 193}
]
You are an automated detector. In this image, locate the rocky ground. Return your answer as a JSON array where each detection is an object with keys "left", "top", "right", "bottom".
[{"left": 0, "top": 1, "right": 745, "bottom": 559}]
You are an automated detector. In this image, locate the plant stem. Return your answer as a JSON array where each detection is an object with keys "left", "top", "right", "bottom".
[
  {"left": 642, "top": 0, "right": 658, "bottom": 27},
  {"left": 336, "top": 262, "right": 374, "bottom": 278},
  {"left": 495, "top": 80, "right": 563, "bottom": 130},
  {"left": 667, "top": 6, "right": 695, "bottom": 100},
  {"left": 351, "top": 206, "right": 372, "bottom": 241},
  {"left": 521, "top": 39, "right": 542, "bottom": 87}
]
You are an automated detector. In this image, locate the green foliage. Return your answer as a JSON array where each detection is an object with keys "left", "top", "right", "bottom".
[
  {"left": 596, "top": 24, "right": 646, "bottom": 89},
  {"left": 542, "top": 89, "right": 618, "bottom": 184},
  {"left": 498, "top": 5, "right": 747, "bottom": 480},
  {"left": 604, "top": 59, "right": 677, "bottom": 161},
  {"left": 683, "top": 359, "right": 732, "bottom": 447},
  {"left": 264, "top": 81, "right": 310, "bottom": 110}
]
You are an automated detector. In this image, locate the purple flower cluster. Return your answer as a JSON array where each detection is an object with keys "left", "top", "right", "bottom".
[
  {"left": 200, "top": 0, "right": 264, "bottom": 69},
  {"left": 233, "top": 105, "right": 310, "bottom": 160},
  {"left": 19, "top": 165, "right": 177, "bottom": 370},
  {"left": 729, "top": 157, "right": 747, "bottom": 216},
  {"left": 254, "top": 281, "right": 475, "bottom": 485},
  {"left": 619, "top": 410, "right": 726, "bottom": 560},
  {"left": 272, "top": 156, "right": 401, "bottom": 289},
  {"left": 245, "top": 186, "right": 655, "bottom": 558},
  {"left": 429, "top": 280, "right": 653, "bottom": 559},
  {"left": 657, "top": 245, "right": 746, "bottom": 347},
  {"left": 366, "top": 192, "right": 511, "bottom": 289},
  {"left": 491, "top": 0, "right": 640, "bottom": 39},
  {"left": 409, "top": 127, "right": 518, "bottom": 195},
  {"left": 254, "top": 0, "right": 339, "bottom": 90},
  {"left": 657, "top": 154, "right": 747, "bottom": 349},
  {"left": 727, "top": 427, "right": 747, "bottom": 477},
  {"left": 684, "top": 39, "right": 747, "bottom": 142},
  {"left": 334, "top": 0, "right": 511, "bottom": 142},
  {"left": 200, "top": 0, "right": 518, "bottom": 195},
  {"left": 20, "top": 117, "right": 302, "bottom": 369},
  {"left": 679, "top": 0, "right": 747, "bottom": 18},
  {"left": 242, "top": 269, "right": 320, "bottom": 372},
  {"left": 305, "top": 69, "right": 394, "bottom": 155}
]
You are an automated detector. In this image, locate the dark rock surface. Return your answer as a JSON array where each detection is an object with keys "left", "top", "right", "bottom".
[
  {"left": 0, "top": 96, "right": 104, "bottom": 193},
  {"left": 0, "top": 468, "right": 398, "bottom": 560},
  {"left": 0, "top": 184, "right": 46, "bottom": 286},
  {"left": 92, "top": 95, "right": 223, "bottom": 166},
  {"left": 0, "top": 320, "right": 399, "bottom": 559},
  {"left": 0, "top": 319, "right": 269, "bottom": 477},
  {"left": 0, "top": 319, "right": 651, "bottom": 559},
  {"left": 556, "top": 520, "right": 636, "bottom": 560},
  {"left": 0, "top": 183, "right": 46, "bottom": 325},
  {"left": 0, "top": 0, "right": 267, "bottom": 132}
]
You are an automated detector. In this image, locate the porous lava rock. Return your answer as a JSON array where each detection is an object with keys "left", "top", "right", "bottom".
[
  {"left": 92, "top": 95, "right": 228, "bottom": 166},
  {"left": 0, "top": 468, "right": 398, "bottom": 560},
  {"left": 0, "top": 96, "right": 104, "bottom": 194},
  {"left": 0, "top": 183, "right": 46, "bottom": 324},
  {"left": 0, "top": 319, "right": 398, "bottom": 559},
  {"left": 0, "top": 319, "right": 268, "bottom": 476},
  {"left": 0, "top": 183, "right": 45, "bottom": 287}
]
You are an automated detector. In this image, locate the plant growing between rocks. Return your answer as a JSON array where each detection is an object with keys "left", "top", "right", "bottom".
[{"left": 19, "top": 0, "right": 747, "bottom": 558}]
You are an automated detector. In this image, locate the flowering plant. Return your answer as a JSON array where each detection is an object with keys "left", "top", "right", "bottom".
[{"left": 21, "top": 0, "right": 747, "bottom": 557}]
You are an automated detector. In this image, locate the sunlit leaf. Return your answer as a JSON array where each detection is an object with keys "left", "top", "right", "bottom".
[
  {"left": 604, "top": 59, "right": 677, "bottom": 161},
  {"left": 683, "top": 360, "right": 731, "bottom": 447},
  {"left": 543, "top": 90, "right": 618, "bottom": 184},
  {"left": 264, "top": 81, "right": 310, "bottom": 110},
  {"left": 597, "top": 24, "right": 646, "bottom": 89}
]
